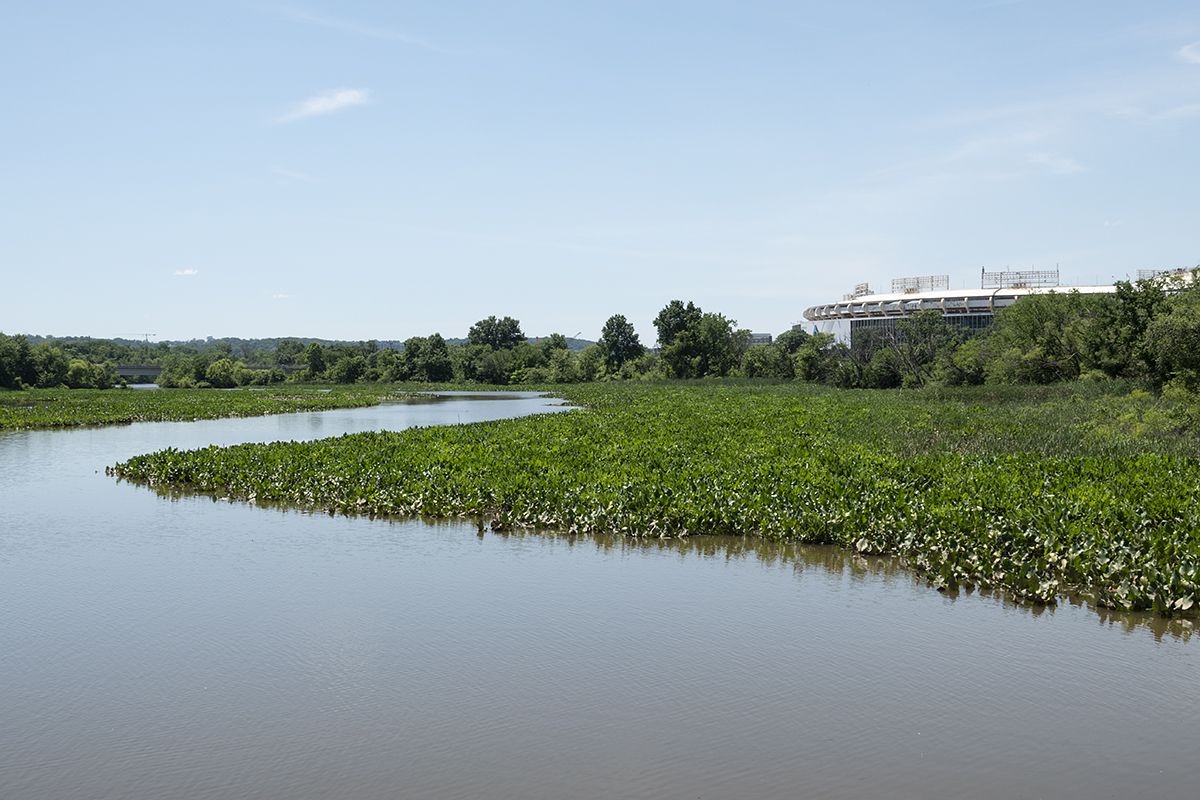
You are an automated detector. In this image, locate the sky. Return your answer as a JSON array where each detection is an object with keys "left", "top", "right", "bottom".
[{"left": 2, "top": 1, "right": 1198, "bottom": 344}]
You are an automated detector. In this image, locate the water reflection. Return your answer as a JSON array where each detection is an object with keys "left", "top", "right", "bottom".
[
  {"left": 118, "top": 449, "right": 1198, "bottom": 643},
  {"left": 484, "top": 528, "right": 1198, "bottom": 641}
]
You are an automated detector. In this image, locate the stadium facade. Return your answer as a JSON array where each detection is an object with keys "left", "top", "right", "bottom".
[{"left": 800, "top": 269, "right": 1131, "bottom": 343}]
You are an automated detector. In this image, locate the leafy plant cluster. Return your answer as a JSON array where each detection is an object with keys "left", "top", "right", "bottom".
[
  {"left": 113, "top": 383, "right": 1200, "bottom": 616},
  {"left": 0, "top": 386, "right": 390, "bottom": 430}
]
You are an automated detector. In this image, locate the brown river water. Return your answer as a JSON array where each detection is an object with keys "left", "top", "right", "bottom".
[{"left": 1, "top": 393, "right": 1197, "bottom": 799}]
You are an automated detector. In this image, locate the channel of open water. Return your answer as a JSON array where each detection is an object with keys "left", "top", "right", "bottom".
[{"left": 1, "top": 392, "right": 1197, "bottom": 799}]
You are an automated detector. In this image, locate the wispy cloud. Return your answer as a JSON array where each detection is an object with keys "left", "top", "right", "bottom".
[
  {"left": 1157, "top": 103, "right": 1200, "bottom": 119},
  {"left": 281, "top": 88, "right": 369, "bottom": 122},
  {"left": 1178, "top": 42, "right": 1200, "bottom": 64},
  {"left": 272, "top": 294, "right": 296, "bottom": 299},
  {"left": 271, "top": 166, "right": 316, "bottom": 182},
  {"left": 174, "top": 269, "right": 199, "bottom": 276},
  {"left": 281, "top": 7, "right": 442, "bottom": 51},
  {"left": 1029, "top": 153, "right": 1085, "bottom": 174},
  {"left": 944, "top": 125, "right": 1052, "bottom": 162}
]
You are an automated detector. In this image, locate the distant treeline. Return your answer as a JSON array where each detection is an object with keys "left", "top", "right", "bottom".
[
  {"left": 141, "top": 273, "right": 1200, "bottom": 394},
  {"left": 17, "top": 333, "right": 595, "bottom": 365},
  {"left": 0, "top": 335, "right": 119, "bottom": 389},
  {"left": 5, "top": 270, "right": 1200, "bottom": 393}
]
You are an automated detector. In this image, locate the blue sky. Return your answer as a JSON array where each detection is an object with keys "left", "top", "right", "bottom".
[{"left": 2, "top": 1, "right": 1198, "bottom": 344}]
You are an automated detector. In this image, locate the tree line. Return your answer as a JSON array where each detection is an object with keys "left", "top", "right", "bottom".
[
  {"left": 0, "top": 335, "right": 118, "bottom": 389},
  {"left": 5, "top": 270, "right": 1200, "bottom": 392}
]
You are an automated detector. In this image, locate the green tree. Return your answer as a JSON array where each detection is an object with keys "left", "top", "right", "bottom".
[
  {"left": 392, "top": 337, "right": 422, "bottom": 381},
  {"left": 475, "top": 349, "right": 512, "bottom": 385},
  {"left": 189, "top": 352, "right": 211, "bottom": 384},
  {"left": 1143, "top": 282, "right": 1200, "bottom": 391},
  {"left": 329, "top": 355, "right": 366, "bottom": 384},
  {"left": 742, "top": 343, "right": 792, "bottom": 379},
  {"left": 661, "top": 312, "right": 744, "bottom": 378},
  {"left": 0, "top": 333, "right": 36, "bottom": 389},
  {"left": 468, "top": 316, "right": 525, "bottom": 350},
  {"left": 934, "top": 337, "right": 987, "bottom": 387},
  {"left": 577, "top": 345, "right": 605, "bottom": 382},
  {"left": 547, "top": 348, "right": 580, "bottom": 383},
  {"left": 538, "top": 333, "right": 569, "bottom": 355},
  {"left": 65, "top": 359, "right": 114, "bottom": 389},
  {"left": 506, "top": 342, "right": 548, "bottom": 385},
  {"left": 508, "top": 341, "right": 548, "bottom": 373},
  {"left": 891, "top": 310, "right": 963, "bottom": 387},
  {"left": 842, "top": 327, "right": 888, "bottom": 388},
  {"left": 274, "top": 339, "right": 304, "bottom": 366},
  {"left": 303, "top": 343, "right": 327, "bottom": 377},
  {"left": 33, "top": 344, "right": 70, "bottom": 388},
  {"left": 155, "top": 352, "right": 194, "bottom": 388},
  {"left": 793, "top": 333, "right": 844, "bottom": 383},
  {"left": 987, "top": 291, "right": 1096, "bottom": 384},
  {"left": 1089, "top": 274, "right": 1180, "bottom": 379},
  {"left": 421, "top": 334, "right": 453, "bottom": 382},
  {"left": 653, "top": 300, "right": 703, "bottom": 347},
  {"left": 598, "top": 314, "right": 644, "bottom": 371},
  {"left": 248, "top": 367, "right": 286, "bottom": 385},
  {"left": 205, "top": 358, "right": 241, "bottom": 389},
  {"left": 774, "top": 328, "right": 810, "bottom": 354},
  {"left": 451, "top": 343, "right": 486, "bottom": 382},
  {"left": 629, "top": 350, "right": 663, "bottom": 380},
  {"left": 739, "top": 330, "right": 811, "bottom": 380},
  {"left": 396, "top": 333, "right": 453, "bottom": 382}
]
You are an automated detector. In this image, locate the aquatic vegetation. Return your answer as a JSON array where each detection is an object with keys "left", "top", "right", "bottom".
[
  {"left": 112, "top": 383, "right": 1200, "bottom": 615},
  {"left": 0, "top": 387, "right": 391, "bottom": 430}
]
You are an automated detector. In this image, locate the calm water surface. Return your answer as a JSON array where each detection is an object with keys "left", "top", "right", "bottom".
[{"left": 1, "top": 393, "right": 1197, "bottom": 799}]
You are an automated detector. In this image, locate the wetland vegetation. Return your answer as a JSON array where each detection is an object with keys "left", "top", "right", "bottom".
[
  {"left": 19, "top": 270, "right": 1200, "bottom": 618},
  {"left": 114, "top": 382, "right": 1200, "bottom": 617},
  {"left": 0, "top": 386, "right": 392, "bottom": 431}
]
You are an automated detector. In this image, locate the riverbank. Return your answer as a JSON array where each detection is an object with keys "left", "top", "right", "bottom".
[
  {"left": 112, "top": 382, "right": 1200, "bottom": 616},
  {"left": 0, "top": 386, "right": 395, "bottom": 430}
]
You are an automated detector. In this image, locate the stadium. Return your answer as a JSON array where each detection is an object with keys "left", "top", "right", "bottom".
[{"left": 797, "top": 268, "right": 1171, "bottom": 343}]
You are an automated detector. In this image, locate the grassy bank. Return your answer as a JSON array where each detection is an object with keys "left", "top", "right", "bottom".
[
  {"left": 0, "top": 386, "right": 394, "bottom": 430},
  {"left": 112, "top": 382, "right": 1200, "bottom": 615}
]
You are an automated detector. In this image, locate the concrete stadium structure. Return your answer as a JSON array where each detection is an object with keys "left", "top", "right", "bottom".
[{"left": 801, "top": 269, "right": 1126, "bottom": 343}]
